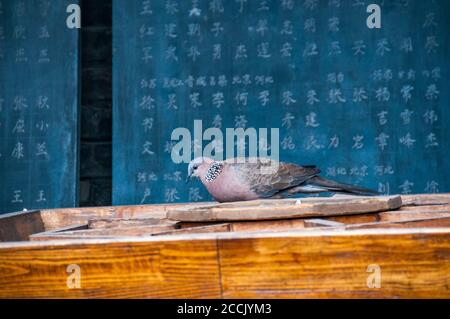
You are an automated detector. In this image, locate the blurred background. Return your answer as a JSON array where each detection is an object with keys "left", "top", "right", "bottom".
[{"left": 0, "top": 0, "right": 449, "bottom": 214}]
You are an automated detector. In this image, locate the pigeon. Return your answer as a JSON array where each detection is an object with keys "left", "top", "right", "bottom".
[{"left": 186, "top": 157, "right": 378, "bottom": 203}]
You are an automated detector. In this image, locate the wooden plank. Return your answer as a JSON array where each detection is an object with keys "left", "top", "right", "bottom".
[
  {"left": 38, "top": 202, "right": 210, "bottom": 231},
  {"left": 167, "top": 196, "right": 402, "bottom": 222},
  {"left": 304, "top": 219, "right": 345, "bottom": 228},
  {"left": 29, "top": 225, "right": 178, "bottom": 241},
  {"left": 401, "top": 193, "right": 450, "bottom": 206},
  {"left": 88, "top": 218, "right": 178, "bottom": 229},
  {"left": 0, "top": 228, "right": 448, "bottom": 298},
  {"left": 379, "top": 209, "right": 450, "bottom": 222},
  {"left": 0, "top": 238, "right": 221, "bottom": 298},
  {"left": 230, "top": 219, "right": 306, "bottom": 232},
  {"left": 0, "top": 210, "right": 45, "bottom": 242},
  {"left": 345, "top": 216, "right": 450, "bottom": 230},
  {"left": 153, "top": 224, "right": 231, "bottom": 236},
  {"left": 217, "top": 228, "right": 450, "bottom": 298}
]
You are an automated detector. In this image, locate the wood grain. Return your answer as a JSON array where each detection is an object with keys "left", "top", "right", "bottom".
[
  {"left": 218, "top": 228, "right": 450, "bottom": 298},
  {"left": 0, "top": 228, "right": 448, "bottom": 298},
  {"left": 29, "top": 225, "right": 178, "bottom": 241},
  {"left": 88, "top": 218, "right": 178, "bottom": 229},
  {"left": 152, "top": 223, "right": 231, "bottom": 236},
  {"left": 0, "top": 238, "right": 221, "bottom": 298},
  {"left": 0, "top": 210, "right": 45, "bottom": 242}
]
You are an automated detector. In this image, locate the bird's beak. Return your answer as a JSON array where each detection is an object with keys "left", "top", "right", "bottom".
[{"left": 185, "top": 174, "right": 191, "bottom": 184}]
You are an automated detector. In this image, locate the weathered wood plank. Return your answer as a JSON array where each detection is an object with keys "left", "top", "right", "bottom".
[
  {"left": 401, "top": 194, "right": 450, "bottom": 206},
  {"left": 153, "top": 224, "right": 231, "bottom": 236},
  {"left": 218, "top": 228, "right": 450, "bottom": 298},
  {"left": 167, "top": 196, "right": 402, "bottom": 222},
  {"left": 230, "top": 219, "right": 306, "bottom": 232},
  {"left": 0, "top": 238, "right": 221, "bottom": 298},
  {"left": 88, "top": 218, "right": 178, "bottom": 229},
  {"left": 304, "top": 219, "right": 345, "bottom": 228},
  {"left": 345, "top": 216, "right": 450, "bottom": 230},
  {"left": 38, "top": 202, "right": 209, "bottom": 231},
  {"left": 0, "top": 210, "right": 45, "bottom": 242},
  {"left": 29, "top": 225, "right": 178, "bottom": 241}
]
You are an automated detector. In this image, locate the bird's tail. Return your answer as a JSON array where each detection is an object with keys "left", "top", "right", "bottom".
[{"left": 305, "top": 176, "right": 379, "bottom": 196}]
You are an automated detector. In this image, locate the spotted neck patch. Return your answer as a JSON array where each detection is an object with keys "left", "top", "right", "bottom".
[{"left": 204, "top": 162, "right": 223, "bottom": 182}]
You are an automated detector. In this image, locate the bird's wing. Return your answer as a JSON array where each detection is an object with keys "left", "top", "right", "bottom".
[{"left": 225, "top": 158, "right": 320, "bottom": 198}]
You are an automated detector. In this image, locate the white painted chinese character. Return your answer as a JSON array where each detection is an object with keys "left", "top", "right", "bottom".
[
  {"left": 189, "top": 188, "right": 203, "bottom": 201},
  {"left": 328, "top": 135, "right": 339, "bottom": 149},
  {"left": 306, "top": 90, "right": 320, "bottom": 105},
  {"left": 140, "top": 188, "right": 151, "bottom": 204},
  {"left": 423, "top": 109, "right": 438, "bottom": 125},
  {"left": 167, "top": 93, "right": 178, "bottom": 110},
  {"left": 376, "top": 38, "right": 391, "bottom": 56},
  {"left": 377, "top": 111, "right": 388, "bottom": 125},
  {"left": 257, "top": 42, "right": 271, "bottom": 58},
  {"left": 235, "top": 44, "right": 247, "bottom": 60},
  {"left": 375, "top": 133, "right": 389, "bottom": 150},
  {"left": 400, "top": 109, "right": 414, "bottom": 125},
  {"left": 425, "top": 133, "right": 438, "bottom": 148},
  {"left": 424, "top": 181, "right": 439, "bottom": 193},
  {"left": 165, "top": 46, "right": 178, "bottom": 62},
  {"left": 234, "top": 115, "right": 247, "bottom": 128},
  {"left": 165, "top": 0, "right": 179, "bottom": 14},
  {"left": 142, "top": 141, "right": 155, "bottom": 155},
  {"left": 425, "top": 84, "right": 439, "bottom": 100},
  {"left": 212, "top": 92, "right": 224, "bottom": 108},
  {"left": 189, "top": 92, "right": 202, "bottom": 108},
  {"left": 12, "top": 142, "right": 25, "bottom": 159},
  {"left": 353, "top": 87, "right": 368, "bottom": 102},
  {"left": 258, "top": 90, "right": 270, "bottom": 106},
  {"left": 281, "top": 136, "right": 296, "bottom": 150},
  {"left": 304, "top": 135, "right": 323, "bottom": 150},
  {"left": 400, "top": 85, "right": 414, "bottom": 103},
  {"left": 399, "top": 133, "right": 416, "bottom": 148},
  {"left": 352, "top": 40, "right": 366, "bottom": 55},
  {"left": 305, "top": 112, "right": 320, "bottom": 128},
  {"left": 282, "top": 112, "right": 295, "bottom": 129},
  {"left": 327, "top": 89, "right": 346, "bottom": 104},
  {"left": 304, "top": 18, "right": 316, "bottom": 33},
  {"left": 187, "top": 46, "right": 200, "bottom": 61},
  {"left": 399, "top": 180, "right": 414, "bottom": 194},
  {"left": 425, "top": 36, "right": 439, "bottom": 53},
  {"left": 282, "top": 91, "right": 296, "bottom": 105},
  {"left": 352, "top": 135, "right": 364, "bottom": 149}
]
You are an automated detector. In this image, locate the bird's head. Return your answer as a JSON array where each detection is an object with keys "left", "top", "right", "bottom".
[{"left": 186, "top": 157, "right": 214, "bottom": 183}]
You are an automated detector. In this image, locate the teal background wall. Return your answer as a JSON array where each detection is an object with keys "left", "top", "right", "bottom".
[
  {"left": 113, "top": 0, "right": 450, "bottom": 205},
  {"left": 0, "top": 0, "right": 80, "bottom": 213}
]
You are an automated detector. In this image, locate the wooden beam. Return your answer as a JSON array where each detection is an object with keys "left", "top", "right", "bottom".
[
  {"left": 0, "top": 228, "right": 448, "bottom": 298},
  {"left": 167, "top": 196, "right": 402, "bottom": 222},
  {"left": 345, "top": 216, "right": 450, "bottom": 230},
  {"left": 152, "top": 224, "right": 231, "bottom": 236},
  {"left": 29, "top": 224, "right": 178, "bottom": 241},
  {"left": 304, "top": 219, "right": 345, "bottom": 228},
  {"left": 0, "top": 210, "right": 45, "bottom": 242},
  {"left": 218, "top": 228, "right": 450, "bottom": 298},
  {"left": 401, "top": 193, "right": 450, "bottom": 206},
  {"left": 0, "top": 238, "right": 221, "bottom": 298},
  {"left": 88, "top": 218, "right": 178, "bottom": 229},
  {"left": 38, "top": 202, "right": 211, "bottom": 231}
]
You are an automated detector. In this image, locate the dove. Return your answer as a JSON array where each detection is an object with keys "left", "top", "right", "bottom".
[{"left": 186, "top": 157, "right": 378, "bottom": 203}]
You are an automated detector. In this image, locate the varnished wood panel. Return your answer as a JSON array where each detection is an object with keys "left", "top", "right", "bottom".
[
  {"left": 218, "top": 229, "right": 450, "bottom": 298},
  {"left": 0, "top": 238, "right": 221, "bottom": 298}
]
